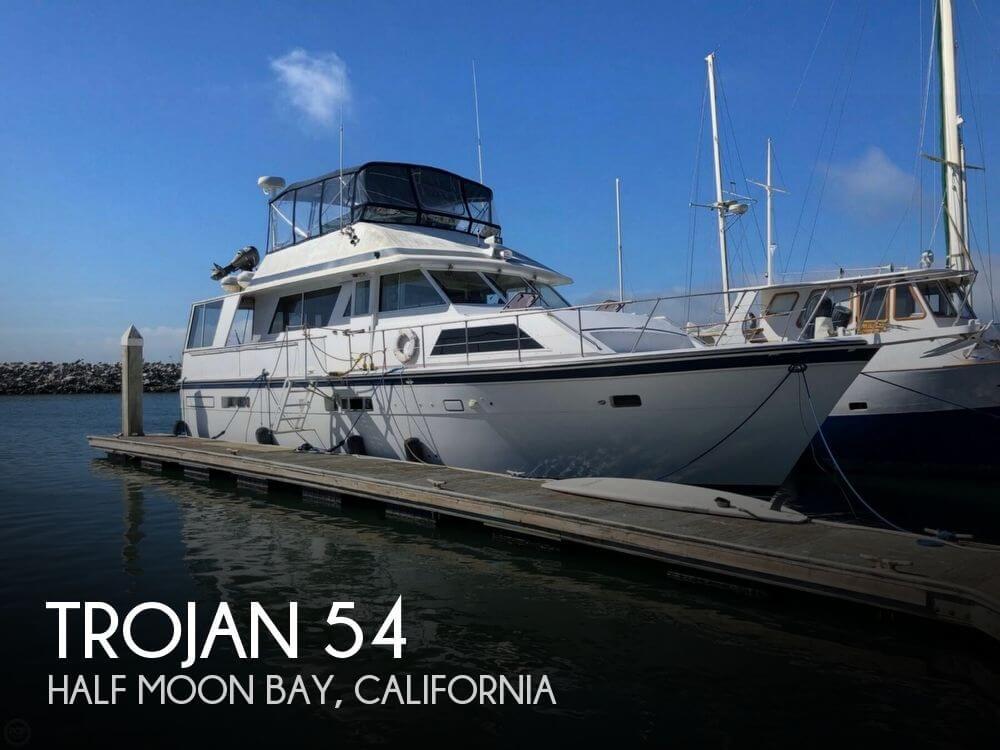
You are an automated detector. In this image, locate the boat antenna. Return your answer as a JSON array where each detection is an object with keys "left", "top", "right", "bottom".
[
  {"left": 749, "top": 138, "right": 787, "bottom": 285},
  {"left": 339, "top": 104, "right": 347, "bottom": 230},
  {"left": 472, "top": 59, "right": 485, "bottom": 183},
  {"left": 615, "top": 177, "right": 624, "bottom": 301}
]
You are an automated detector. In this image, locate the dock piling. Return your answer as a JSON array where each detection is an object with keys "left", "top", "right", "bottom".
[{"left": 121, "top": 325, "right": 144, "bottom": 436}]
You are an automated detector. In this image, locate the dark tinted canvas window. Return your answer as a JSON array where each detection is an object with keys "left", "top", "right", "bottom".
[{"left": 431, "top": 325, "right": 542, "bottom": 355}]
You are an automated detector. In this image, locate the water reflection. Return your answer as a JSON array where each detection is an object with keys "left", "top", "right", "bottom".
[{"left": 89, "top": 458, "right": 1000, "bottom": 746}]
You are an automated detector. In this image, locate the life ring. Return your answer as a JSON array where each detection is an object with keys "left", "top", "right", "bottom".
[{"left": 392, "top": 329, "right": 420, "bottom": 364}]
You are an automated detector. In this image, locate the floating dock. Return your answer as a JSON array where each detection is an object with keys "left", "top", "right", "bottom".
[{"left": 87, "top": 434, "right": 1000, "bottom": 642}]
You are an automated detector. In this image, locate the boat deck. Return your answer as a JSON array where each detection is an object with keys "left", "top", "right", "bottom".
[{"left": 87, "top": 433, "right": 1000, "bottom": 641}]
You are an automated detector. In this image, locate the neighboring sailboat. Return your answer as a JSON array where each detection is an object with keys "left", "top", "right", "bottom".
[{"left": 694, "top": 0, "right": 1000, "bottom": 471}]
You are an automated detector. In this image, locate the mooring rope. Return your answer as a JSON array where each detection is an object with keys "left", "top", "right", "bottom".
[{"left": 657, "top": 367, "right": 795, "bottom": 481}]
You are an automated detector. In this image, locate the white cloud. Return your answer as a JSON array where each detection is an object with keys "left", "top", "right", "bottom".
[
  {"left": 270, "top": 49, "right": 351, "bottom": 127},
  {"left": 830, "top": 147, "right": 915, "bottom": 223}
]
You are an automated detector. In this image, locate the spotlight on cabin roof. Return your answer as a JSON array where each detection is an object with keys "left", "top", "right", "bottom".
[{"left": 257, "top": 175, "right": 286, "bottom": 197}]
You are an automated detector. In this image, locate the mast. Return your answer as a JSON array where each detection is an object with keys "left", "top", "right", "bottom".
[
  {"left": 937, "top": 0, "right": 968, "bottom": 271},
  {"left": 705, "top": 53, "right": 731, "bottom": 315},
  {"left": 749, "top": 139, "right": 786, "bottom": 286},
  {"left": 765, "top": 139, "right": 775, "bottom": 285},
  {"left": 615, "top": 177, "right": 624, "bottom": 301},
  {"left": 472, "top": 60, "right": 485, "bottom": 183}
]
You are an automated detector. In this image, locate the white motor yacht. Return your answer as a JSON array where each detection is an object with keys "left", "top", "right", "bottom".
[{"left": 178, "top": 161, "right": 876, "bottom": 491}]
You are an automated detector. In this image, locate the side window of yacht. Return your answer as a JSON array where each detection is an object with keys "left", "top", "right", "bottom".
[
  {"left": 858, "top": 286, "right": 889, "bottom": 328},
  {"left": 353, "top": 281, "right": 370, "bottom": 316},
  {"left": 892, "top": 285, "right": 925, "bottom": 320},
  {"left": 796, "top": 287, "right": 852, "bottom": 329},
  {"left": 917, "top": 281, "right": 973, "bottom": 319},
  {"left": 226, "top": 297, "right": 255, "bottom": 346},
  {"left": 765, "top": 292, "right": 798, "bottom": 318},
  {"left": 431, "top": 325, "right": 543, "bottom": 356},
  {"left": 269, "top": 286, "right": 342, "bottom": 333},
  {"left": 186, "top": 300, "right": 224, "bottom": 349},
  {"left": 428, "top": 271, "right": 497, "bottom": 304},
  {"left": 303, "top": 286, "right": 341, "bottom": 327},
  {"left": 269, "top": 294, "right": 304, "bottom": 334},
  {"left": 379, "top": 271, "right": 444, "bottom": 312}
]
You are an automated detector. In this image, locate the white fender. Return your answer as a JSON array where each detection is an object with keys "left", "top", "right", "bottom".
[{"left": 392, "top": 329, "right": 420, "bottom": 364}]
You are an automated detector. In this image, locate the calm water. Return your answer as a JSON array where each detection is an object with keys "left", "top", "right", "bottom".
[{"left": 1, "top": 393, "right": 998, "bottom": 747}]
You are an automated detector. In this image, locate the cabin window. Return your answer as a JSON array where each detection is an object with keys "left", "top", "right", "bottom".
[
  {"left": 186, "top": 300, "right": 224, "bottom": 349},
  {"left": 765, "top": 292, "right": 799, "bottom": 317},
  {"left": 269, "top": 193, "right": 296, "bottom": 251},
  {"left": 303, "top": 286, "right": 341, "bottom": 328},
  {"left": 858, "top": 286, "right": 889, "bottom": 322},
  {"left": 797, "top": 287, "right": 852, "bottom": 330},
  {"left": 431, "top": 324, "right": 543, "bottom": 356},
  {"left": 428, "top": 271, "right": 497, "bottom": 304},
  {"left": 226, "top": 297, "right": 255, "bottom": 346},
  {"left": 379, "top": 270, "right": 444, "bottom": 312},
  {"left": 222, "top": 396, "right": 250, "bottom": 408},
  {"left": 916, "top": 281, "right": 974, "bottom": 319},
  {"left": 893, "top": 285, "right": 925, "bottom": 320},
  {"left": 269, "top": 294, "right": 303, "bottom": 333},
  {"left": 269, "top": 286, "right": 341, "bottom": 333},
  {"left": 353, "top": 281, "right": 371, "bottom": 315}
]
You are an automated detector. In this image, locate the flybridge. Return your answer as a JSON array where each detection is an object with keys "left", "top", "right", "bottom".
[{"left": 265, "top": 162, "right": 501, "bottom": 253}]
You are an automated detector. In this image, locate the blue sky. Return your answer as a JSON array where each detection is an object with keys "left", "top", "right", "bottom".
[{"left": 1, "top": 0, "right": 998, "bottom": 361}]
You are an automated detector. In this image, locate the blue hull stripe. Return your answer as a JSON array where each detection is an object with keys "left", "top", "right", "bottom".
[{"left": 180, "top": 343, "right": 876, "bottom": 390}]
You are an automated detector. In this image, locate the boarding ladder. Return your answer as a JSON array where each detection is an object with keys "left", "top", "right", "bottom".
[{"left": 273, "top": 378, "right": 325, "bottom": 434}]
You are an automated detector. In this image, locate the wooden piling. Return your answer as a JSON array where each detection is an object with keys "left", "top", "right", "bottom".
[{"left": 120, "top": 325, "right": 144, "bottom": 436}]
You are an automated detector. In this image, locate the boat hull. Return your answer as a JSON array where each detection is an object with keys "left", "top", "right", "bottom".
[
  {"left": 180, "top": 344, "right": 874, "bottom": 489},
  {"left": 819, "top": 342, "right": 1000, "bottom": 472}
]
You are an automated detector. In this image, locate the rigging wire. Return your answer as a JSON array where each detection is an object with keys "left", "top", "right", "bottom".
[
  {"left": 884, "top": 0, "right": 938, "bottom": 266},
  {"left": 797, "top": 2, "right": 869, "bottom": 278},
  {"left": 685, "top": 80, "right": 709, "bottom": 323},
  {"left": 956, "top": 8, "right": 997, "bottom": 320},
  {"left": 784, "top": 0, "right": 838, "bottom": 128}
]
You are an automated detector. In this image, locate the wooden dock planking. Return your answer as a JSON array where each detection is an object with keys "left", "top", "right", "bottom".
[{"left": 87, "top": 434, "right": 1000, "bottom": 640}]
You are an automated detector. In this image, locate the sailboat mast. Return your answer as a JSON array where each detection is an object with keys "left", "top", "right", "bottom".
[
  {"left": 937, "top": 0, "right": 968, "bottom": 271},
  {"left": 615, "top": 177, "right": 624, "bottom": 302},
  {"left": 765, "top": 139, "right": 775, "bottom": 285},
  {"left": 705, "top": 53, "right": 731, "bottom": 315}
]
